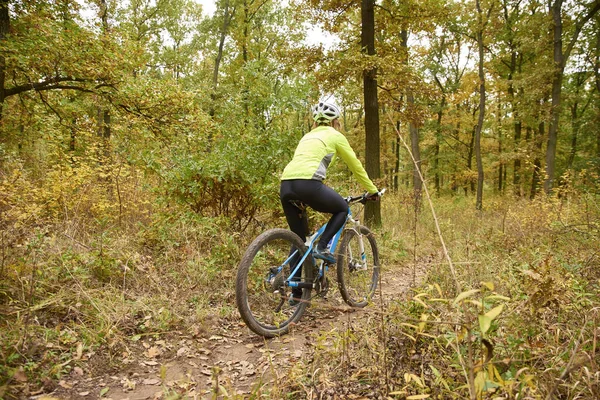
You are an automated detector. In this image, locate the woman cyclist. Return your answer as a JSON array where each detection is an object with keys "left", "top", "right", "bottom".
[{"left": 280, "top": 101, "right": 381, "bottom": 303}]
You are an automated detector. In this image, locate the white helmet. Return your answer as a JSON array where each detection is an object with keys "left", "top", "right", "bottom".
[{"left": 312, "top": 101, "right": 341, "bottom": 123}]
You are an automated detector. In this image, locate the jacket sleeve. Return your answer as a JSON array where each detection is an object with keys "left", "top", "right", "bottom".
[{"left": 335, "top": 133, "right": 379, "bottom": 194}]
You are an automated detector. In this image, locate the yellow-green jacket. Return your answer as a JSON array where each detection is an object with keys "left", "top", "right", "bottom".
[{"left": 281, "top": 126, "right": 378, "bottom": 194}]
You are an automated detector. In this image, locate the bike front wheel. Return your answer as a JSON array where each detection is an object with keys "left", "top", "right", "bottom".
[
  {"left": 336, "top": 226, "right": 380, "bottom": 308},
  {"left": 236, "top": 228, "right": 313, "bottom": 338}
]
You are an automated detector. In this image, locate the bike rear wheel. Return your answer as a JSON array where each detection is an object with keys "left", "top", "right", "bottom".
[
  {"left": 337, "top": 226, "right": 379, "bottom": 308},
  {"left": 236, "top": 228, "right": 313, "bottom": 337}
]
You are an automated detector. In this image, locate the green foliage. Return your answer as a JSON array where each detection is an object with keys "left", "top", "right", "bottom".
[{"left": 1, "top": 0, "right": 599, "bottom": 396}]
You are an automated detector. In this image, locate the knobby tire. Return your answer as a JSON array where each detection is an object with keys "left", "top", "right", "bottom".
[
  {"left": 336, "top": 226, "right": 379, "bottom": 308},
  {"left": 236, "top": 228, "right": 313, "bottom": 338}
]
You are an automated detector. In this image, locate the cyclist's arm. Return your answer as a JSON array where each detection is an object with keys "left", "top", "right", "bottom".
[{"left": 335, "top": 134, "right": 378, "bottom": 194}]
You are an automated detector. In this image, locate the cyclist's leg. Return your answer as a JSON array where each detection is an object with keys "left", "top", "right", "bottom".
[
  {"left": 280, "top": 180, "right": 309, "bottom": 299},
  {"left": 301, "top": 183, "right": 347, "bottom": 250},
  {"left": 280, "top": 180, "right": 308, "bottom": 242}
]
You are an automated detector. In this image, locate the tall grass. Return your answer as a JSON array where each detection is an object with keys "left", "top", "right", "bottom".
[
  {"left": 276, "top": 189, "right": 600, "bottom": 399},
  {"left": 0, "top": 166, "right": 268, "bottom": 397},
  {"left": 2, "top": 161, "right": 599, "bottom": 399}
]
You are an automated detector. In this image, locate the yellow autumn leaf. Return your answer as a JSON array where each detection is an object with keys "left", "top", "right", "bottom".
[
  {"left": 485, "top": 304, "right": 505, "bottom": 320},
  {"left": 479, "top": 314, "right": 492, "bottom": 334},
  {"left": 453, "top": 289, "right": 480, "bottom": 305}
]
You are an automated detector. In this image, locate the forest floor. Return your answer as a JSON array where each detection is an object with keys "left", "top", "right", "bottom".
[{"left": 46, "top": 263, "right": 426, "bottom": 400}]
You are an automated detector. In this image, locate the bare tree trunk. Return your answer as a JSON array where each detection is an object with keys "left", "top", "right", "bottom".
[
  {"left": 399, "top": 30, "right": 422, "bottom": 205},
  {"left": 568, "top": 99, "right": 579, "bottom": 170},
  {"left": 97, "top": 0, "right": 111, "bottom": 142},
  {"left": 531, "top": 121, "right": 545, "bottom": 199},
  {"left": 394, "top": 124, "right": 400, "bottom": 191},
  {"left": 407, "top": 92, "right": 422, "bottom": 204},
  {"left": 211, "top": 0, "right": 234, "bottom": 117},
  {"left": 0, "top": 0, "right": 9, "bottom": 126},
  {"left": 362, "top": 0, "right": 381, "bottom": 226},
  {"left": 545, "top": 0, "right": 600, "bottom": 193},
  {"left": 596, "top": 29, "right": 600, "bottom": 174},
  {"left": 467, "top": 122, "right": 476, "bottom": 195},
  {"left": 434, "top": 96, "right": 445, "bottom": 196},
  {"left": 474, "top": 0, "right": 487, "bottom": 211}
]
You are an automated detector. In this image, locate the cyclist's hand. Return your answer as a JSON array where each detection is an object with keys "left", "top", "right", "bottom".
[{"left": 365, "top": 190, "right": 382, "bottom": 201}]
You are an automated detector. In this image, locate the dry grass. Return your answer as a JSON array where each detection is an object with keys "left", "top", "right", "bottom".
[
  {"left": 1, "top": 161, "right": 599, "bottom": 400},
  {"left": 274, "top": 189, "right": 600, "bottom": 399}
]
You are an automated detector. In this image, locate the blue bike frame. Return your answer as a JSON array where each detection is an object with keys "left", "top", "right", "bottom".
[{"left": 284, "top": 205, "right": 354, "bottom": 290}]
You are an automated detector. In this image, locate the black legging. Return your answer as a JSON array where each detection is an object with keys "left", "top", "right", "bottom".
[{"left": 280, "top": 179, "right": 348, "bottom": 249}]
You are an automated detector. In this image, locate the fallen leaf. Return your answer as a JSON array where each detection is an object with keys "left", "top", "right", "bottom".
[
  {"left": 143, "top": 378, "right": 161, "bottom": 385},
  {"left": 122, "top": 378, "right": 136, "bottom": 391},
  {"left": 176, "top": 347, "right": 188, "bottom": 357},
  {"left": 13, "top": 367, "right": 27, "bottom": 382},
  {"left": 144, "top": 361, "right": 159, "bottom": 366},
  {"left": 77, "top": 392, "right": 90, "bottom": 396},
  {"left": 146, "top": 346, "right": 161, "bottom": 358},
  {"left": 74, "top": 342, "right": 83, "bottom": 360},
  {"left": 59, "top": 380, "right": 72, "bottom": 389}
]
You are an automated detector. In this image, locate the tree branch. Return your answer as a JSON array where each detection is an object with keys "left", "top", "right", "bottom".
[
  {"left": 564, "top": 0, "right": 600, "bottom": 63},
  {"left": 4, "top": 76, "right": 94, "bottom": 97}
]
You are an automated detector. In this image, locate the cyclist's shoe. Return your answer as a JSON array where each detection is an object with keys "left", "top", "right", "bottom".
[
  {"left": 288, "top": 290, "right": 303, "bottom": 307},
  {"left": 313, "top": 247, "right": 336, "bottom": 264}
]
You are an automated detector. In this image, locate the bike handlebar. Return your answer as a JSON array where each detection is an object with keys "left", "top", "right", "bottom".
[{"left": 345, "top": 188, "right": 386, "bottom": 204}]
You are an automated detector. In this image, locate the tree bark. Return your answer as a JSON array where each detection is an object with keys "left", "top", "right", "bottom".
[
  {"left": 394, "top": 123, "right": 400, "bottom": 191},
  {"left": 544, "top": 0, "right": 600, "bottom": 193},
  {"left": 362, "top": 0, "right": 381, "bottom": 226},
  {"left": 97, "top": 0, "right": 111, "bottom": 141},
  {"left": 0, "top": 0, "right": 9, "bottom": 126},
  {"left": 211, "top": 0, "right": 235, "bottom": 117},
  {"left": 467, "top": 124, "right": 475, "bottom": 195},
  {"left": 434, "top": 96, "right": 445, "bottom": 196},
  {"left": 531, "top": 121, "right": 545, "bottom": 199},
  {"left": 474, "top": 0, "right": 486, "bottom": 211},
  {"left": 400, "top": 30, "right": 422, "bottom": 205}
]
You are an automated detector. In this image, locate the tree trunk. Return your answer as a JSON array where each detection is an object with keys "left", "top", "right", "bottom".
[
  {"left": 544, "top": 0, "right": 563, "bottom": 194},
  {"left": 467, "top": 125, "right": 475, "bottom": 195},
  {"left": 474, "top": 0, "right": 486, "bottom": 210},
  {"left": 434, "top": 96, "right": 445, "bottom": 196},
  {"left": 498, "top": 124, "right": 503, "bottom": 193},
  {"left": 596, "top": 29, "right": 600, "bottom": 174},
  {"left": 97, "top": 0, "right": 111, "bottom": 141},
  {"left": 434, "top": 103, "right": 442, "bottom": 196},
  {"left": 394, "top": 124, "right": 400, "bottom": 191},
  {"left": 568, "top": 99, "right": 579, "bottom": 170},
  {"left": 0, "top": 0, "right": 9, "bottom": 126},
  {"left": 407, "top": 92, "right": 422, "bottom": 204},
  {"left": 531, "top": 121, "right": 545, "bottom": 199},
  {"left": 545, "top": 0, "right": 600, "bottom": 193},
  {"left": 362, "top": 0, "right": 381, "bottom": 227},
  {"left": 211, "top": 0, "right": 234, "bottom": 117},
  {"left": 399, "top": 30, "right": 422, "bottom": 205}
]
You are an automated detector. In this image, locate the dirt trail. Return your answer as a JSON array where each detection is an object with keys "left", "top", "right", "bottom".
[{"left": 49, "top": 265, "right": 424, "bottom": 400}]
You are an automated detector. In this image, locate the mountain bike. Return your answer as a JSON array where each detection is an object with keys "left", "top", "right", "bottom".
[{"left": 235, "top": 190, "right": 384, "bottom": 338}]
